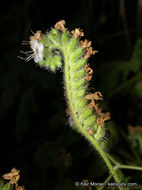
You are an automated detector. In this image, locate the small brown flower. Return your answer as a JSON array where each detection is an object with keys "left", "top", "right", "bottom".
[
  {"left": 97, "top": 116, "right": 104, "bottom": 126},
  {"left": 80, "top": 39, "right": 92, "bottom": 49},
  {"left": 54, "top": 20, "right": 66, "bottom": 32},
  {"left": 97, "top": 112, "right": 111, "bottom": 126},
  {"left": 87, "top": 129, "right": 93, "bottom": 135},
  {"left": 71, "top": 28, "right": 84, "bottom": 38},
  {"left": 87, "top": 101, "right": 96, "bottom": 109},
  {"left": 103, "top": 112, "right": 111, "bottom": 120},
  {"left": 84, "top": 63, "right": 93, "bottom": 81},
  {"left": 85, "top": 91, "right": 110, "bottom": 126},
  {"left": 84, "top": 64, "right": 93, "bottom": 75},
  {"left": 80, "top": 39, "right": 98, "bottom": 60},
  {"left": 29, "top": 31, "right": 42, "bottom": 46},
  {"left": 84, "top": 47, "right": 98, "bottom": 59},
  {"left": 84, "top": 74, "right": 92, "bottom": 81},
  {"left": 86, "top": 92, "right": 103, "bottom": 101},
  {"left": 86, "top": 92, "right": 103, "bottom": 110},
  {"left": 2, "top": 168, "right": 20, "bottom": 185},
  {"left": 93, "top": 103, "right": 102, "bottom": 113},
  {"left": 16, "top": 185, "right": 25, "bottom": 190}
]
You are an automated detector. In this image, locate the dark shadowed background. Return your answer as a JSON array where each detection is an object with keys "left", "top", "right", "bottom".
[{"left": 0, "top": 0, "right": 142, "bottom": 189}]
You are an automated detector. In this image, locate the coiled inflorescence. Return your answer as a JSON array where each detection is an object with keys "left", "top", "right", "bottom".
[{"left": 23, "top": 20, "right": 110, "bottom": 144}]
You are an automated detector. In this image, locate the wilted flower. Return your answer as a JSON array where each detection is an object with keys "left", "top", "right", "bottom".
[{"left": 31, "top": 40, "right": 44, "bottom": 63}]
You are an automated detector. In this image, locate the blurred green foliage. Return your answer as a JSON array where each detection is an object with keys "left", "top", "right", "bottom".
[{"left": 0, "top": 181, "right": 12, "bottom": 190}]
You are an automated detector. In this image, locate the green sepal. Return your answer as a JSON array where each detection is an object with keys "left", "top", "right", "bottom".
[
  {"left": 72, "top": 88, "right": 86, "bottom": 99},
  {"left": 83, "top": 115, "right": 96, "bottom": 127},
  {"left": 71, "top": 78, "right": 86, "bottom": 91},
  {"left": 68, "top": 38, "right": 78, "bottom": 53},
  {"left": 50, "top": 58, "right": 56, "bottom": 71},
  {"left": 94, "top": 126, "right": 104, "bottom": 140},
  {"left": 45, "top": 57, "right": 51, "bottom": 67},
  {"left": 47, "top": 28, "right": 60, "bottom": 45},
  {"left": 69, "top": 47, "right": 83, "bottom": 62},
  {"left": 75, "top": 98, "right": 87, "bottom": 111},
  {"left": 54, "top": 56, "right": 62, "bottom": 68},
  {"left": 70, "top": 58, "right": 86, "bottom": 72},
  {"left": 70, "top": 69, "right": 85, "bottom": 81},
  {"left": 39, "top": 60, "right": 45, "bottom": 67},
  {"left": 82, "top": 108, "right": 93, "bottom": 120},
  {"left": 61, "top": 31, "right": 70, "bottom": 46}
]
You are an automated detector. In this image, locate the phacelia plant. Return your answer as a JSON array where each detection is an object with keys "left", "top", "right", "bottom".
[{"left": 20, "top": 20, "right": 142, "bottom": 190}]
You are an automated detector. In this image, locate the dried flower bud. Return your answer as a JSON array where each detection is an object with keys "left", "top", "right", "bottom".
[
  {"left": 80, "top": 39, "right": 92, "bottom": 49},
  {"left": 71, "top": 28, "right": 84, "bottom": 38},
  {"left": 54, "top": 20, "right": 66, "bottom": 32}
]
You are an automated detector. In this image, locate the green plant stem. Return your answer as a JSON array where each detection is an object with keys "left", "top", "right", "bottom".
[
  {"left": 63, "top": 47, "right": 124, "bottom": 190},
  {"left": 97, "top": 174, "right": 112, "bottom": 190},
  {"left": 107, "top": 154, "right": 142, "bottom": 171},
  {"left": 90, "top": 138, "right": 122, "bottom": 187},
  {"left": 119, "top": 165, "right": 142, "bottom": 171},
  {"left": 107, "top": 154, "right": 118, "bottom": 164}
]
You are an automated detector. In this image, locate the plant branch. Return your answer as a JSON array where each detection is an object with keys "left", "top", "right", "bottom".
[
  {"left": 107, "top": 154, "right": 142, "bottom": 171},
  {"left": 97, "top": 174, "right": 112, "bottom": 190}
]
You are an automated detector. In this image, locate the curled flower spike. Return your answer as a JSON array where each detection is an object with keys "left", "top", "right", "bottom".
[
  {"left": 19, "top": 20, "right": 136, "bottom": 188},
  {"left": 19, "top": 20, "right": 126, "bottom": 188}
]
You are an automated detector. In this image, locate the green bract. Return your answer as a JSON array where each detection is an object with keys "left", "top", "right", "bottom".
[{"left": 37, "top": 27, "right": 105, "bottom": 143}]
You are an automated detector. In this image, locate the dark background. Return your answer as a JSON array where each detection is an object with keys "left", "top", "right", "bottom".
[{"left": 0, "top": 0, "right": 142, "bottom": 189}]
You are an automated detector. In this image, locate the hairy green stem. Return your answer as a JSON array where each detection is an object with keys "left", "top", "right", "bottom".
[
  {"left": 63, "top": 46, "right": 124, "bottom": 190},
  {"left": 107, "top": 153, "right": 118, "bottom": 164}
]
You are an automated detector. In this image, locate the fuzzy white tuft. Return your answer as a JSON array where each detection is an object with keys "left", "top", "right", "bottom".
[{"left": 31, "top": 40, "right": 44, "bottom": 63}]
